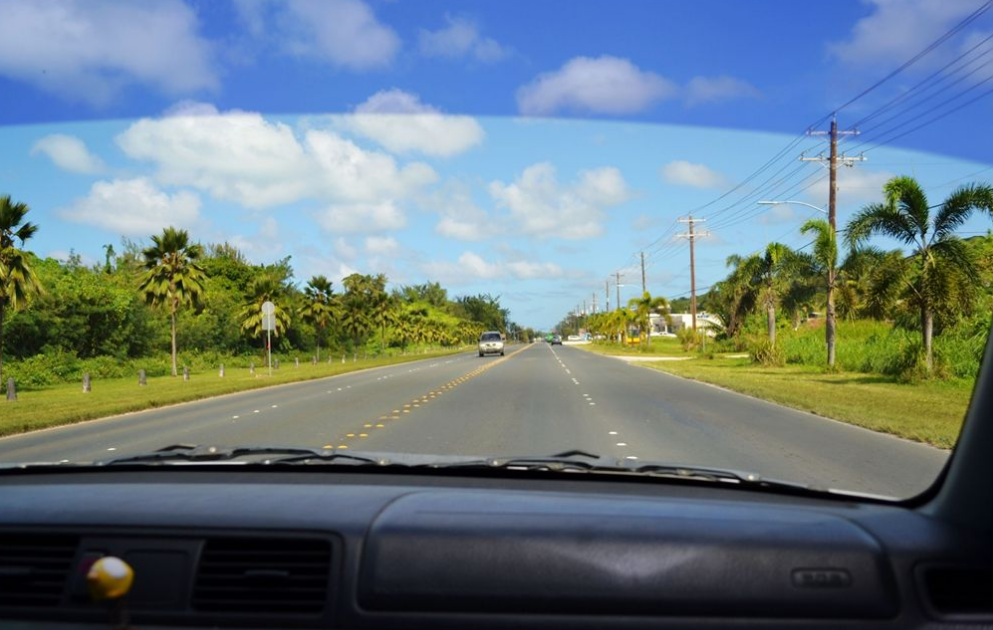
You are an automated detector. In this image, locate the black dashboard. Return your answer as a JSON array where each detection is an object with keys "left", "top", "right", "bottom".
[{"left": 2, "top": 469, "right": 992, "bottom": 630}]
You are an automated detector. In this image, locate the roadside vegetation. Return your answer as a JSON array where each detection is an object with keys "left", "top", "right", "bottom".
[
  {"left": 561, "top": 176, "right": 993, "bottom": 447},
  {"left": 0, "top": 193, "right": 536, "bottom": 434}
]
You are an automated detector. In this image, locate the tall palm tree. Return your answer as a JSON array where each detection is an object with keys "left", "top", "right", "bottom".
[
  {"left": 752, "top": 243, "right": 804, "bottom": 347},
  {"left": 627, "top": 291, "right": 670, "bottom": 347},
  {"left": 370, "top": 291, "right": 398, "bottom": 354},
  {"left": 299, "top": 275, "right": 338, "bottom": 361},
  {"left": 0, "top": 195, "right": 43, "bottom": 392},
  {"left": 240, "top": 273, "right": 291, "bottom": 342},
  {"left": 847, "top": 176, "right": 993, "bottom": 372},
  {"left": 800, "top": 219, "right": 838, "bottom": 365},
  {"left": 138, "top": 227, "right": 206, "bottom": 377},
  {"left": 712, "top": 253, "right": 761, "bottom": 341}
]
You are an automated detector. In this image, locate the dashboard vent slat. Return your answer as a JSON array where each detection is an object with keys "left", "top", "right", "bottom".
[
  {"left": 0, "top": 534, "right": 78, "bottom": 608},
  {"left": 192, "top": 538, "right": 331, "bottom": 615}
]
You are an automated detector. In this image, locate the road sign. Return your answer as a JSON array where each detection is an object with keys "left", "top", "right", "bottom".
[
  {"left": 262, "top": 314, "right": 276, "bottom": 331},
  {"left": 261, "top": 301, "right": 275, "bottom": 315}
]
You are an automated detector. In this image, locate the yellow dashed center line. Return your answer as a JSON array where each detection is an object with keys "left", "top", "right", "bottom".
[{"left": 326, "top": 344, "right": 531, "bottom": 450}]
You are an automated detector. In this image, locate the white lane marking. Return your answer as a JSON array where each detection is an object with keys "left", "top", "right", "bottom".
[
  {"left": 232, "top": 415, "right": 239, "bottom": 419},
  {"left": 337, "top": 388, "right": 342, "bottom": 391},
  {"left": 589, "top": 402, "right": 596, "bottom": 406},
  {"left": 571, "top": 378, "right": 579, "bottom": 385},
  {"left": 253, "top": 409, "right": 260, "bottom": 413},
  {"left": 271, "top": 404, "right": 278, "bottom": 408},
  {"left": 626, "top": 456, "right": 639, "bottom": 460},
  {"left": 106, "top": 447, "right": 117, "bottom": 451},
  {"left": 616, "top": 442, "right": 627, "bottom": 446},
  {"left": 608, "top": 431, "right": 618, "bottom": 435},
  {"left": 565, "top": 369, "right": 571, "bottom": 374}
]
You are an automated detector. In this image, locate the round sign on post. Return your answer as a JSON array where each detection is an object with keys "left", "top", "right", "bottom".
[{"left": 261, "top": 301, "right": 275, "bottom": 316}]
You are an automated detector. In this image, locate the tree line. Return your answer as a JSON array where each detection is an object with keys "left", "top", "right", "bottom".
[
  {"left": 560, "top": 176, "right": 993, "bottom": 377},
  {"left": 0, "top": 196, "right": 520, "bottom": 388}
]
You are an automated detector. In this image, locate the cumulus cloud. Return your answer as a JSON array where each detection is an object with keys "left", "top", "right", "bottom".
[
  {"left": 115, "top": 104, "right": 438, "bottom": 224},
  {"left": 30, "top": 134, "right": 106, "bottom": 174},
  {"left": 340, "top": 89, "right": 485, "bottom": 157},
  {"left": 829, "top": 0, "right": 983, "bottom": 69},
  {"left": 364, "top": 235, "right": 400, "bottom": 256},
  {"left": 316, "top": 201, "right": 406, "bottom": 233},
  {"left": 228, "top": 217, "right": 284, "bottom": 261},
  {"left": 234, "top": 0, "right": 399, "bottom": 71},
  {"left": 489, "top": 163, "right": 630, "bottom": 239},
  {"left": 660, "top": 161, "right": 729, "bottom": 189},
  {"left": 58, "top": 177, "right": 201, "bottom": 236},
  {"left": 684, "top": 76, "right": 760, "bottom": 107},
  {"left": 516, "top": 56, "right": 678, "bottom": 115},
  {"left": 334, "top": 237, "right": 358, "bottom": 260},
  {"left": 0, "top": 0, "right": 216, "bottom": 106},
  {"left": 422, "top": 251, "right": 564, "bottom": 284},
  {"left": 418, "top": 15, "right": 509, "bottom": 62},
  {"left": 424, "top": 181, "right": 494, "bottom": 241}
]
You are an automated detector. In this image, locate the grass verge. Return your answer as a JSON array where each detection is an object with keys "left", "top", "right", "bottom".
[
  {"left": 0, "top": 349, "right": 465, "bottom": 438},
  {"left": 636, "top": 357, "right": 970, "bottom": 449},
  {"left": 579, "top": 338, "right": 691, "bottom": 357}
]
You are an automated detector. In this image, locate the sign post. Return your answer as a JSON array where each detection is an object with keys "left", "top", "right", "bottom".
[{"left": 261, "top": 301, "right": 276, "bottom": 377}]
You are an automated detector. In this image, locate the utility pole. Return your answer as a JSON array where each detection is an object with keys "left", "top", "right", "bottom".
[
  {"left": 615, "top": 271, "right": 623, "bottom": 312},
  {"left": 676, "top": 216, "right": 710, "bottom": 332},
  {"left": 801, "top": 116, "right": 865, "bottom": 367},
  {"left": 592, "top": 292, "right": 597, "bottom": 314},
  {"left": 640, "top": 251, "right": 647, "bottom": 295},
  {"left": 605, "top": 279, "right": 610, "bottom": 312}
]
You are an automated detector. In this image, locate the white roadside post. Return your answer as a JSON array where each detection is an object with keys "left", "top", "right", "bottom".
[{"left": 261, "top": 301, "right": 276, "bottom": 378}]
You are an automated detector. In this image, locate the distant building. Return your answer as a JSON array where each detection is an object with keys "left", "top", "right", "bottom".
[{"left": 650, "top": 312, "right": 722, "bottom": 336}]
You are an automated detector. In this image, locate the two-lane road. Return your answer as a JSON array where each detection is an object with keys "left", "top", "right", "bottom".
[{"left": 0, "top": 342, "right": 948, "bottom": 497}]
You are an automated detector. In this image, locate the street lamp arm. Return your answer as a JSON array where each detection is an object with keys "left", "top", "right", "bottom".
[{"left": 757, "top": 200, "right": 827, "bottom": 214}]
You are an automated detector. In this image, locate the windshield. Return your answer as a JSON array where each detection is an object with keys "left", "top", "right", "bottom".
[{"left": 0, "top": 0, "right": 991, "bottom": 501}]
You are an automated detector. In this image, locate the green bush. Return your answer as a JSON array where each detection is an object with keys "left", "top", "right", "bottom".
[
  {"left": 748, "top": 336, "right": 786, "bottom": 367},
  {"left": 677, "top": 328, "right": 702, "bottom": 351}
]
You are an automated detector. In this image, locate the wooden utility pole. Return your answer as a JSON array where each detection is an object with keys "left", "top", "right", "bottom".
[
  {"left": 640, "top": 251, "right": 647, "bottom": 295},
  {"left": 615, "top": 271, "right": 623, "bottom": 312},
  {"left": 677, "top": 216, "right": 709, "bottom": 332},
  {"left": 801, "top": 116, "right": 865, "bottom": 367}
]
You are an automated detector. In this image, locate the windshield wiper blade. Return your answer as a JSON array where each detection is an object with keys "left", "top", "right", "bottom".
[{"left": 101, "top": 444, "right": 386, "bottom": 466}]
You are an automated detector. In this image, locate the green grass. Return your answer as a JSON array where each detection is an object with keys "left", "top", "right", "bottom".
[
  {"left": 0, "top": 349, "right": 464, "bottom": 438},
  {"left": 580, "top": 337, "right": 692, "bottom": 357},
  {"left": 639, "top": 357, "right": 972, "bottom": 449}
]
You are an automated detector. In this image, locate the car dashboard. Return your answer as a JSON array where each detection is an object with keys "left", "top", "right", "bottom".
[{"left": 1, "top": 468, "right": 992, "bottom": 630}]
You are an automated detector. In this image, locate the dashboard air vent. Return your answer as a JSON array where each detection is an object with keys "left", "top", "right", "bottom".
[
  {"left": 192, "top": 537, "right": 331, "bottom": 615},
  {"left": 924, "top": 566, "right": 993, "bottom": 616},
  {"left": 0, "top": 533, "right": 78, "bottom": 608}
]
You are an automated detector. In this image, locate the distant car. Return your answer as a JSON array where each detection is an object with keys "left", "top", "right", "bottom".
[
  {"left": 478, "top": 331, "right": 505, "bottom": 357},
  {"left": 551, "top": 335, "right": 563, "bottom": 345}
]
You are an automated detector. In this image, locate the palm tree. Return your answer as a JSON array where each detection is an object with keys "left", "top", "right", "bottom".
[
  {"left": 627, "top": 291, "right": 670, "bottom": 347},
  {"left": 138, "top": 227, "right": 206, "bottom": 377},
  {"left": 752, "top": 243, "right": 804, "bottom": 347},
  {"left": 370, "top": 291, "right": 398, "bottom": 354},
  {"left": 800, "top": 219, "right": 838, "bottom": 365},
  {"left": 847, "top": 176, "right": 993, "bottom": 372},
  {"left": 299, "top": 275, "right": 338, "bottom": 361},
  {"left": 0, "top": 195, "right": 43, "bottom": 392},
  {"left": 240, "top": 273, "right": 291, "bottom": 342},
  {"left": 712, "top": 253, "right": 760, "bottom": 341}
]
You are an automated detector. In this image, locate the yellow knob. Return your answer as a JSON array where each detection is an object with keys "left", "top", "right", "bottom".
[{"left": 87, "top": 556, "right": 134, "bottom": 601}]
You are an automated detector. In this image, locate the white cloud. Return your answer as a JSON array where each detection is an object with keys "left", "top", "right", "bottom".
[
  {"left": 364, "top": 235, "right": 400, "bottom": 256},
  {"left": 757, "top": 204, "right": 799, "bottom": 226},
  {"left": 516, "top": 56, "right": 678, "bottom": 115},
  {"left": 489, "top": 163, "right": 630, "bottom": 239},
  {"left": 829, "top": 0, "right": 981, "bottom": 69},
  {"left": 334, "top": 237, "right": 358, "bottom": 260},
  {"left": 418, "top": 15, "right": 509, "bottom": 62},
  {"left": 316, "top": 201, "right": 406, "bottom": 233},
  {"left": 422, "top": 251, "right": 564, "bottom": 285},
  {"left": 235, "top": 0, "right": 399, "bottom": 71},
  {"left": 809, "top": 168, "right": 895, "bottom": 207},
  {"left": 340, "top": 89, "right": 485, "bottom": 157},
  {"left": 116, "top": 104, "right": 437, "bottom": 212},
  {"left": 0, "top": 0, "right": 216, "bottom": 106},
  {"left": 30, "top": 134, "right": 106, "bottom": 174},
  {"left": 58, "top": 177, "right": 201, "bottom": 236},
  {"left": 684, "top": 76, "right": 760, "bottom": 107},
  {"left": 425, "top": 181, "right": 494, "bottom": 241},
  {"left": 661, "top": 161, "right": 729, "bottom": 189},
  {"left": 228, "top": 217, "right": 284, "bottom": 261}
]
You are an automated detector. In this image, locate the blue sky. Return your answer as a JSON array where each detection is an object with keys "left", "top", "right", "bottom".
[{"left": 1, "top": 0, "right": 992, "bottom": 328}]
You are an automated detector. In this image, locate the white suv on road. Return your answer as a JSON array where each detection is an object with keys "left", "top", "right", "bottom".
[{"left": 478, "top": 331, "right": 505, "bottom": 357}]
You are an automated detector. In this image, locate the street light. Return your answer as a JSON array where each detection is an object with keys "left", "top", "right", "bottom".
[{"left": 757, "top": 200, "right": 827, "bottom": 214}]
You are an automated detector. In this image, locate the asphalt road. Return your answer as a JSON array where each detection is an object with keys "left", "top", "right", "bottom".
[{"left": 0, "top": 342, "right": 948, "bottom": 497}]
